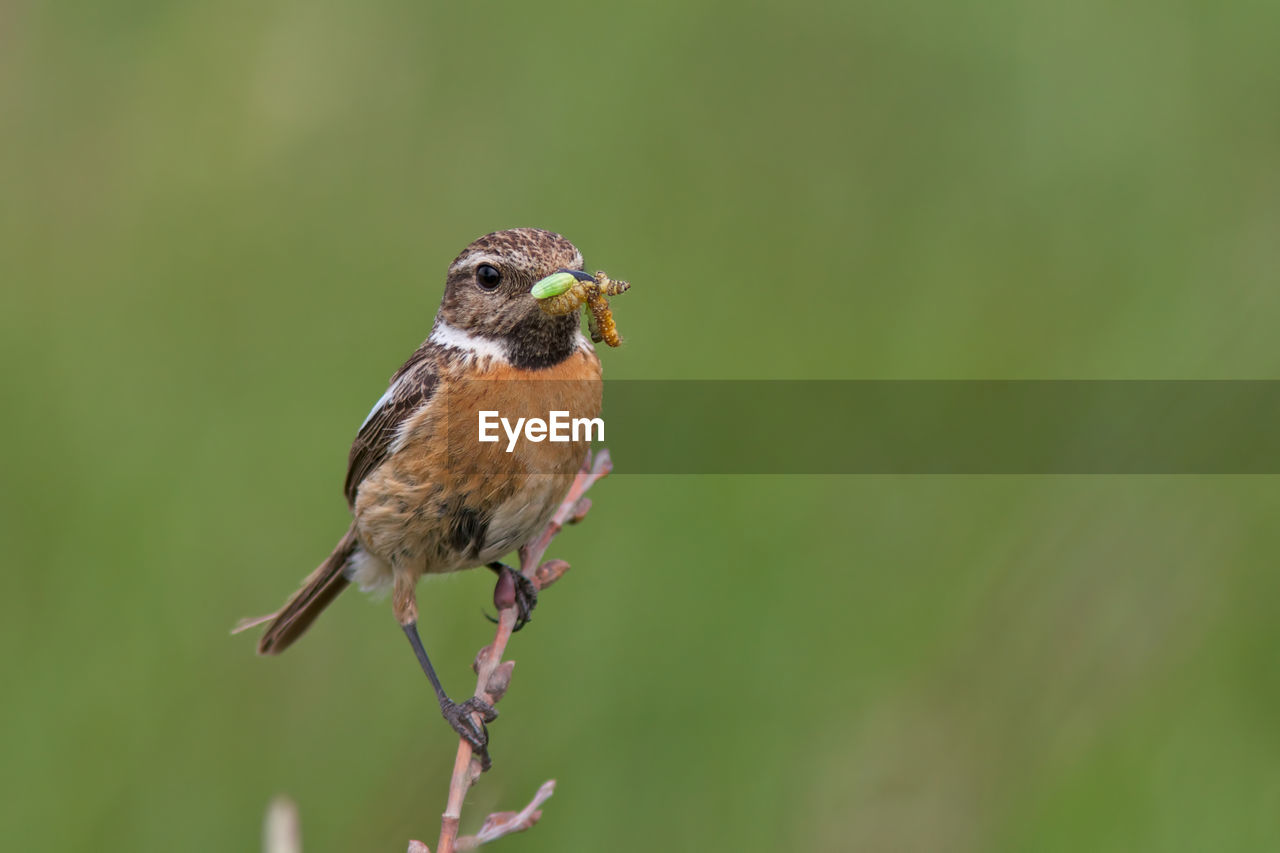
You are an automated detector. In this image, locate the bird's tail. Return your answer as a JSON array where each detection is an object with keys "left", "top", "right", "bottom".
[{"left": 235, "top": 525, "right": 359, "bottom": 655}]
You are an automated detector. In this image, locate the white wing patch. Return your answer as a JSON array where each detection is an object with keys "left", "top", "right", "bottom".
[{"left": 359, "top": 379, "right": 401, "bottom": 430}]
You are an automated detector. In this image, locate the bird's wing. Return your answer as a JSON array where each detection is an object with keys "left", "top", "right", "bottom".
[{"left": 344, "top": 346, "right": 439, "bottom": 506}]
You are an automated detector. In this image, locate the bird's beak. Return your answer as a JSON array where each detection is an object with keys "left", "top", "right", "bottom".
[{"left": 532, "top": 269, "right": 595, "bottom": 299}]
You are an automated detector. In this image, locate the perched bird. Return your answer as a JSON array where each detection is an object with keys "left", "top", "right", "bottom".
[{"left": 245, "top": 228, "right": 605, "bottom": 766}]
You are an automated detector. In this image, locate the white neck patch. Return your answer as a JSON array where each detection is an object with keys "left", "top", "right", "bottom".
[{"left": 429, "top": 320, "right": 510, "bottom": 364}]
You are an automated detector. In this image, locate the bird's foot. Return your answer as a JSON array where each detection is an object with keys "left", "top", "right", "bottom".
[
  {"left": 487, "top": 561, "right": 538, "bottom": 632},
  {"left": 441, "top": 695, "right": 498, "bottom": 770}
]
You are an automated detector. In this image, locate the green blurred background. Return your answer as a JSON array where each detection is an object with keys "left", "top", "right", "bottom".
[{"left": 3, "top": 0, "right": 1279, "bottom": 850}]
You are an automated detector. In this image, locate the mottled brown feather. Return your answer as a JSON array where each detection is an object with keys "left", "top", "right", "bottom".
[{"left": 343, "top": 347, "right": 439, "bottom": 507}]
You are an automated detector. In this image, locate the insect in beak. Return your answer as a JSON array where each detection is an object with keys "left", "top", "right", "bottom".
[
  {"left": 532, "top": 269, "right": 596, "bottom": 299},
  {"left": 531, "top": 269, "right": 632, "bottom": 347}
]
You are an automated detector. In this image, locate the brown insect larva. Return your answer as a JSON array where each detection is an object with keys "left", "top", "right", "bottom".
[{"left": 532, "top": 270, "right": 631, "bottom": 347}]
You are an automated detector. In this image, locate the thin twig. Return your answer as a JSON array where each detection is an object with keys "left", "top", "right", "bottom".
[
  {"left": 431, "top": 449, "right": 613, "bottom": 853},
  {"left": 453, "top": 779, "right": 557, "bottom": 851}
]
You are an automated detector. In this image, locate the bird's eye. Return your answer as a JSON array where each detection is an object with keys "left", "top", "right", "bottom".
[{"left": 476, "top": 264, "right": 502, "bottom": 290}]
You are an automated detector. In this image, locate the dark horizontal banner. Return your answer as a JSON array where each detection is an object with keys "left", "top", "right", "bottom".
[{"left": 443, "top": 381, "right": 1280, "bottom": 474}]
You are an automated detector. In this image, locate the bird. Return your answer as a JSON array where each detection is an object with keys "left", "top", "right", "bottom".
[{"left": 244, "top": 228, "right": 606, "bottom": 768}]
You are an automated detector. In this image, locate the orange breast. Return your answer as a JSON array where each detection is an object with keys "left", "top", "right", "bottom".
[{"left": 354, "top": 348, "right": 602, "bottom": 576}]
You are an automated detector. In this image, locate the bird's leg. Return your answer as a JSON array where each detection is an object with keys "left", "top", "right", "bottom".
[
  {"left": 487, "top": 560, "right": 538, "bottom": 632},
  {"left": 395, "top": 576, "right": 496, "bottom": 769},
  {"left": 402, "top": 623, "right": 497, "bottom": 769}
]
